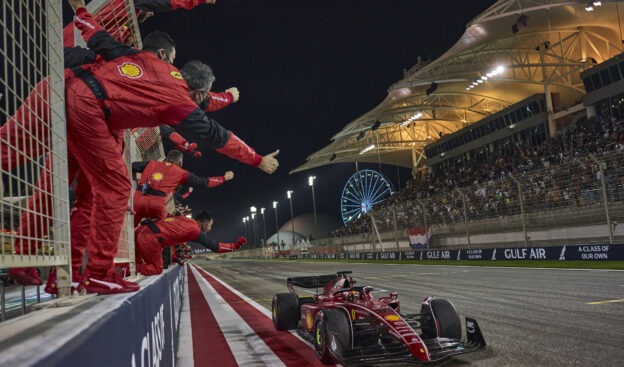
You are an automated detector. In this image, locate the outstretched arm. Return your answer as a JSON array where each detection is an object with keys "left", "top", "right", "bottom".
[
  {"left": 69, "top": 0, "right": 138, "bottom": 60},
  {"left": 194, "top": 232, "right": 246, "bottom": 253},
  {"left": 205, "top": 88, "right": 239, "bottom": 112},
  {"left": 160, "top": 126, "right": 202, "bottom": 157},
  {"left": 169, "top": 105, "right": 279, "bottom": 174},
  {"left": 186, "top": 171, "right": 233, "bottom": 188}
]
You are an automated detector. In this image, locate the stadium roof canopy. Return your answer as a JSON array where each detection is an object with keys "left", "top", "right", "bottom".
[{"left": 291, "top": 0, "right": 624, "bottom": 174}]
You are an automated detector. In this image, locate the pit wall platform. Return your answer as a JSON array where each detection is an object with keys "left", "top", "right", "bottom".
[{"left": 0, "top": 266, "right": 185, "bottom": 367}]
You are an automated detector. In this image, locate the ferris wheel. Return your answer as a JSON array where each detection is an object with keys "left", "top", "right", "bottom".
[{"left": 340, "top": 169, "right": 395, "bottom": 224}]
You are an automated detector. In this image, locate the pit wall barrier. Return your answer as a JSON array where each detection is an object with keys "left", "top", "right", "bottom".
[
  {"left": 0, "top": 266, "right": 185, "bottom": 367},
  {"left": 235, "top": 244, "right": 624, "bottom": 261}
]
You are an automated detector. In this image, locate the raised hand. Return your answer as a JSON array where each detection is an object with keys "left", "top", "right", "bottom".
[
  {"left": 68, "top": 0, "right": 86, "bottom": 12},
  {"left": 258, "top": 150, "right": 280, "bottom": 174}
]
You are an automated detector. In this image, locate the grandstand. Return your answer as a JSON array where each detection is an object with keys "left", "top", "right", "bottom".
[{"left": 288, "top": 0, "right": 624, "bottom": 250}]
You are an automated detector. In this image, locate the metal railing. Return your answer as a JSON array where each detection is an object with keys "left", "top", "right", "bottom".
[
  {"left": 1, "top": 0, "right": 69, "bottom": 315},
  {"left": 1, "top": 0, "right": 153, "bottom": 320}
]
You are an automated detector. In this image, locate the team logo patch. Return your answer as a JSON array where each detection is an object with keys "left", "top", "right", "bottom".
[
  {"left": 385, "top": 314, "right": 400, "bottom": 321},
  {"left": 164, "top": 217, "right": 175, "bottom": 222},
  {"left": 151, "top": 172, "right": 164, "bottom": 181},
  {"left": 170, "top": 70, "right": 183, "bottom": 79},
  {"left": 118, "top": 62, "right": 143, "bottom": 78}
]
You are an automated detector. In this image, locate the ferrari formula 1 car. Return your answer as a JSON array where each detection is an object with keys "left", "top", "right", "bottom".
[{"left": 271, "top": 271, "right": 486, "bottom": 365}]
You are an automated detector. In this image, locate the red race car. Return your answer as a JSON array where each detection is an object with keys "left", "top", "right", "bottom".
[{"left": 271, "top": 271, "right": 486, "bottom": 365}]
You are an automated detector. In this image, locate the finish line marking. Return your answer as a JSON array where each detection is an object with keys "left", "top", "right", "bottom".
[{"left": 586, "top": 298, "right": 624, "bottom": 305}]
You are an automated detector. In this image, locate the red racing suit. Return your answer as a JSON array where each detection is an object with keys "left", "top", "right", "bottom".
[
  {"left": 176, "top": 90, "right": 238, "bottom": 156},
  {"left": 63, "top": 0, "right": 214, "bottom": 47},
  {"left": 158, "top": 86, "right": 236, "bottom": 158},
  {"left": 135, "top": 216, "right": 242, "bottom": 275},
  {"left": 54, "top": 7, "right": 262, "bottom": 278},
  {"left": 132, "top": 160, "right": 228, "bottom": 225},
  {"left": 204, "top": 91, "right": 236, "bottom": 112}
]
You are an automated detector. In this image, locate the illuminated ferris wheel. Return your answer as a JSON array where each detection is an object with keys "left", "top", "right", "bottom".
[{"left": 340, "top": 169, "right": 394, "bottom": 225}]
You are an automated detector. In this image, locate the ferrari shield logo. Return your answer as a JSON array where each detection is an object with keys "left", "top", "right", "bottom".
[
  {"left": 118, "top": 62, "right": 143, "bottom": 78},
  {"left": 170, "top": 70, "right": 183, "bottom": 79},
  {"left": 164, "top": 217, "right": 175, "bottom": 222},
  {"left": 151, "top": 172, "right": 164, "bottom": 181}
]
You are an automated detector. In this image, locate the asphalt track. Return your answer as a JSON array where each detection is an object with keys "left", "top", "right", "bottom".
[{"left": 191, "top": 258, "right": 624, "bottom": 366}]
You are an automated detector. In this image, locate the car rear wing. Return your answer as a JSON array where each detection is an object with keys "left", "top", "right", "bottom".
[
  {"left": 287, "top": 271, "right": 352, "bottom": 289},
  {"left": 287, "top": 274, "right": 337, "bottom": 288}
]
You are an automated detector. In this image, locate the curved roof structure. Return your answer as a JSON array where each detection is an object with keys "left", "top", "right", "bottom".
[
  {"left": 265, "top": 212, "right": 342, "bottom": 248},
  {"left": 292, "top": 0, "right": 624, "bottom": 173}
]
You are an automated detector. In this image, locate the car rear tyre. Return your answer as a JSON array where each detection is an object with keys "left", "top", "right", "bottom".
[
  {"left": 431, "top": 298, "right": 462, "bottom": 339},
  {"left": 272, "top": 293, "right": 299, "bottom": 330},
  {"left": 315, "top": 309, "right": 351, "bottom": 364}
]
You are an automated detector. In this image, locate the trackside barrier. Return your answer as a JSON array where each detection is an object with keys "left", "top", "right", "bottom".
[
  {"left": 0, "top": 266, "right": 185, "bottom": 367},
  {"left": 232, "top": 244, "right": 624, "bottom": 261}
]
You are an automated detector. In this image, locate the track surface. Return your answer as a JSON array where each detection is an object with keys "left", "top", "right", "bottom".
[{"left": 192, "top": 258, "right": 624, "bottom": 366}]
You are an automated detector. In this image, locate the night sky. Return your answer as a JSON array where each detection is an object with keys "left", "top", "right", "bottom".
[{"left": 67, "top": 0, "right": 494, "bottom": 240}]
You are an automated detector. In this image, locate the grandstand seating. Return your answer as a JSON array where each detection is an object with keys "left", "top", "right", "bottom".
[{"left": 331, "top": 114, "right": 624, "bottom": 243}]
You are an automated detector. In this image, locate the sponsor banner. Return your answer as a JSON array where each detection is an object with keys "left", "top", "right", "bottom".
[
  {"left": 48, "top": 266, "right": 185, "bottom": 367},
  {"left": 558, "top": 244, "right": 621, "bottom": 261},
  {"left": 276, "top": 244, "right": 624, "bottom": 261},
  {"left": 377, "top": 251, "right": 401, "bottom": 260},
  {"left": 348, "top": 252, "right": 362, "bottom": 259},
  {"left": 420, "top": 249, "right": 455, "bottom": 260},
  {"left": 409, "top": 226, "right": 432, "bottom": 249}
]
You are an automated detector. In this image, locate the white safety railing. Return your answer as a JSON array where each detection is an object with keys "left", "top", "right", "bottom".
[
  {"left": 0, "top": 0, "right": 70, "bottom": 315},
  {"left": 1, "top": 0, "right": 152, "bottom": 317}
]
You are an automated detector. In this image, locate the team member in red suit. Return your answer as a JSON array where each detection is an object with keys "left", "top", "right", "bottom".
[
  {"left": 54, "top": 0, "right": 280, "bottom": 294},
  {"left": 132, "top": 149, "right": 234, "bottom": 226},
  {"left": 159, "top": 63, "right": 242, "bottom": 158},
  {"left": 160, "top": 85, "right": 240, "bottom": 157},
  {"left": 5, "top": 72, "right": 238, "bottom": 284},
  {"left": 3, "top": 59, "right": 241, "bottom": 286},
  {"left": 2, "top": 0, "right": 219, "bottom": 172},
  {"left": 1, "top": 0, "right": 224, "bottom": 171},
  {"left": 135, "top": 212, "right": 245, "bottom": 275},
  {"left": 63, "top": 0, "right": 217, "bottom": 47}
]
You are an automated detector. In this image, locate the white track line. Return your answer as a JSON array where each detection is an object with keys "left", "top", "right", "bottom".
[{"left": 189, "top": 265, "right": 286, "bottom": 367}]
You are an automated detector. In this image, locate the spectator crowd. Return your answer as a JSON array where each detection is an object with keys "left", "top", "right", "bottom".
[{"left": 332, "top": 114, "right": 624, "bottom": 237}]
